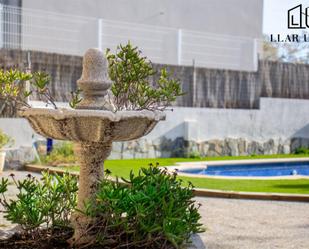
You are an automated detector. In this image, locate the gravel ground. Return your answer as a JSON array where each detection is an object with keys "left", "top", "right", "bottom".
[
  {"left": 192, "top": 197, "right": 309, "bottom": 249},
  {"left": 0, "top": 171, "right": 309, "bottom": 249}
]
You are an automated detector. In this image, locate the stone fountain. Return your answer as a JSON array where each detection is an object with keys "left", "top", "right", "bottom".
[{"left": 20, "top": 48, "right": 165, "bottom": 244}]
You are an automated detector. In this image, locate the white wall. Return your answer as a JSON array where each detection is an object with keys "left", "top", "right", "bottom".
[
  {"left": 0, "top": 97, "right": 308, "bottom": 151},
  {"left": 0, "top": 118, "right": 36, "bottom": 148},
  {"left": 144, "top": 97, "right": 309, "bottom": 142}
]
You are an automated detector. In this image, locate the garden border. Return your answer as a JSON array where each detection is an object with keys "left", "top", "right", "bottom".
[{"left": 25, "top": 164, "right": 309, "bottom": 203}]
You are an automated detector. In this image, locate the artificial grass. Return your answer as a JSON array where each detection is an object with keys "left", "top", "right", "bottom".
[{"left": 57, "top": 154, "right": 309, "bottom": 195}]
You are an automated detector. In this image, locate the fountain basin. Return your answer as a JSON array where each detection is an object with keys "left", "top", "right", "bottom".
[{"left": 20, "top": 108, "right": 165, "bottom": 143}]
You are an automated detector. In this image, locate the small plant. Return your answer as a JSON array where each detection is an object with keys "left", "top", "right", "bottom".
[
  {"left": 106, "top": 42, "right": 184, "bottom": 111},
  {"left": 0, "top": 69, "right": 82, "bottom": 114},
  {"left": 84, "top": 165, "right": 204, "bottom": 248},
  {"left": 0, "top": 129, "right": 12, "bottom": 150},
  {"left": 41, "top": 142, "right": 76, "bottom": 166},
  {"left": 294, "top": 146, "right": 309, "bottom": 154},
  {"left": 0, "top": 69, "right": 55, "bottom": 111},
  {"left": 0, "top": 171, "right": 78, "bottom": 233},
  {"left": 69, "top": 89, "right": 83, "bottom": 109},
  {"left": 52, "top": 142, "right": 74, "bottom": 158},
  {"left": 187, "top": 151, "right": 201, "bottom": 159}
]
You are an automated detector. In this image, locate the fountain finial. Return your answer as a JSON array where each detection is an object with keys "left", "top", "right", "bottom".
[{"left": 76, "top": 48, "right": 113, "bottom": 110}]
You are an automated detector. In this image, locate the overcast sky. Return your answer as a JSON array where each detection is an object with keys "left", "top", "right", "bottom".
[{"left": 263, "top": 0, "right": 309, "bottom": 35}]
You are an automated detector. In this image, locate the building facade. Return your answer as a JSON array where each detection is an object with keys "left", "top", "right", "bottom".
[{"left": 0, "top": 0, "right": 263, "bottom": 71}]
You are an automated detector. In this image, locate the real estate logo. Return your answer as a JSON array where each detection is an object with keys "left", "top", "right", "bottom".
[
  {"left": 288, "top": 4, "right": 309, "bottom": 29},
  {"left": 270, "top": 4, "right": 309, "bottom": 43}
]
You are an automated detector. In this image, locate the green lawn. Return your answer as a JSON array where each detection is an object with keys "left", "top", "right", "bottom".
[
  {"left": 179, "top": 177, "right": 309, "bottom": 194},
  {"left": 57, "top": 155, "right": 309, "bottom": 195}
]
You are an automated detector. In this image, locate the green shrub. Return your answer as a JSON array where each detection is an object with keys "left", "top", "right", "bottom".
[
  {"left": 0, "top": 171, "right": 78, "bottom": 233},
  {"left": 187, "top": 151, "right": 201, "bottom": 159},
  {"left": 106, "top": 42, "right": 184, "bottom": 111},
  {"left": 0, "top": 129, "right": 12, "bottom": 149},
  {"left": 294, "top": 147, "right": 309, "bottom": 154},
  {"left": 85, "top": 166, "right": 204, "bottom": 248},
  {"left": 53, "top": 142, "right": 74, "bottom": 157},
  {"left": 40, "top": 142, "right": 76, "bottom": 165},
  {"left": 0, "top": 68, "right": 82, "bottom": 113},
  {"left": 0, "top": 166, "right": 204, "bottom": 248}
]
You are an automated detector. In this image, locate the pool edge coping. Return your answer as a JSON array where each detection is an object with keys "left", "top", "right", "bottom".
[
  {"left": 25, "top": 164, "right": 309, "bottom": 203},
  {"left": 175, "top": 157, "right": 309, "bottom": 166}
]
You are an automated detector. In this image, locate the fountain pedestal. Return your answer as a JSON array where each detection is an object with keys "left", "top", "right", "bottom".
[
  {"left": 74, "top": 142, "right": 112, "bottom": 207},
  {"left": 71, "top": 142, "right": 112, "bottom": 243}
]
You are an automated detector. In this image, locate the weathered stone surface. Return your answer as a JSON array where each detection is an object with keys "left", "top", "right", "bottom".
[
  {"left": 147, "top": 145, "right": 157, "bottom": 158},
  {"left": 107, "top": 137, "right": 309, "bottom": 159},
  {"left": 291, "top": 137, "right": 309, "bottom": 152},
  {"left": 237, "top": 138, "right": 248, "bottom": 156},
  {"left": 20, "top": 108, "right": 164, "bottom": 143},
  {"left": 71, "top": 141, "right": 112, "bottom": 243},
  {"left": 208, "top": 139, "right": 224, "bottom": 157},
  {"left": 76, "top": 48, "right": 114, "bottom": 110},
  {"left": 5, "top": 137, "right": 308, "bottom": 163},
  {"left": 247, "top": 141, "right": 264, "bottom": 155},
  {"left": 283, "top": 144, "right": 291, "bottom": 154},
  {"left": 5, "top": 146, "right": 35, "bottom": 170},
  {"left": 0, "top": 225, "right": 23, "bottom": 240},
  {"left": 200, "top": 142, "right": 209, "bottom": 157},
  {"left": 263, "top": 139, "right": 275, "bottom": 155},
  {"left": 225, "top": 138, "right": 239, "bottom": 156}
]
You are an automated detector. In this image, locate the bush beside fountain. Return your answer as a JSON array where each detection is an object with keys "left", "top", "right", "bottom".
[
  {"left": 0, "top": 43, "right": 203, "bottom": 248},
  {"left": 0, "top": 167, "right": 203, "bottom": 248}
]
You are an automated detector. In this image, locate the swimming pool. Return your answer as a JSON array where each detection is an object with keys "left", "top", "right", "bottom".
[{"left": 179, "top": 161, "right": 309, "bottom": 177}]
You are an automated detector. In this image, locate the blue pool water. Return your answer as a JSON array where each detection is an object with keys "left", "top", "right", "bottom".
[{"left": 180, "top": 161, "right": 309, "bottom": 177}]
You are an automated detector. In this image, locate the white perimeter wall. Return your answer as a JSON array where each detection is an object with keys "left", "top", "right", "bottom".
[
  {"left": 0, "top": 97, "right": 309, "bottom": 150},
  {"left": 143, "top": 97, "right": 309, "bottom": 143}
]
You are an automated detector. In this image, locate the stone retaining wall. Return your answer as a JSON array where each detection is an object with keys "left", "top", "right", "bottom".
[
  {"left": 109, "top": 137, "right": 309, "bottom": 159},
  {"left": 4, "top": 147, "right": 35, "bottom": 170},
  {"left": 5, "top": 136, "right": 307, "bottom": 168}
]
